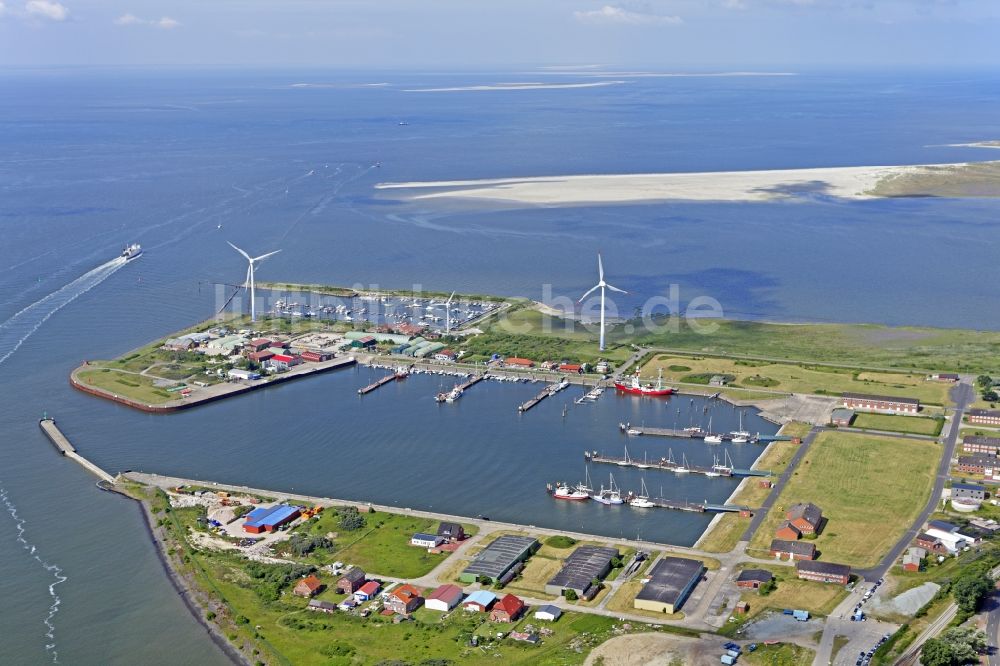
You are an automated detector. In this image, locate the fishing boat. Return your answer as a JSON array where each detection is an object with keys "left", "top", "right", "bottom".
[
  {"left": 627, "top": 479, "right": 656, "bottom": 508},
  {"left": 549, "top": 482, "right": 589, "bottom": 500},
  {"left": 614, "top": 368, "right": 675, "bottom": 396},
  {"left": 395, "top": 365, "right": 410, "bottom": 379},
  {"left": 591, "top": 473, "right": 624, "bottom": 505},
  {"left": 445, "top": 386, "right": 463, "bottom": 402}
]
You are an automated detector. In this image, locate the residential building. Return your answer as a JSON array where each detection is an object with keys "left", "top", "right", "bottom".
[
  {"left": 769, "top": 538, "right": 816, "bottom": 561},
  {"left": 785, "top": 503, "right": 823, "bottom": 535},
  {"left": 354, "top": 580, "right": 380, "bottom": 602},
  {"left": 411, "top": 533, "right": 445, "bottom": 548},
  {"left": 634, "top": 557, "right": 705, "bottom": 614},
  {"left": 796, "top": 561, "right": 851, "bottom": 585},
  {"left": 842, "top": 392, "right": 920, "bottom": 414},
  {"left": 460, "top": 535, "right": 538, "bottom": 583},
  {"left": 489, "top": 594, "right": 525, "bottom": 623},
  {"left": 385, "top": 584, "right": 423, "bottom": 615},
  {"left": 534, "top": 605, "right": 562, "bottom": 622},
  {"left": 558, "top": 363, "right": 584, "bottom": 374},
  {"left": 463, "top": 590, "right": 497, "bottom": 612},
  {"left": 293, "top": 575, "right": 324, "bottom": 598},
  {"left": 915, "top": 532, "right": 949, "bottom": 554},
  {"left": 902, "top": 547, "right": 926, "bottom": 572},
  {"left": 774, "top": 521, "right": 802, "bottom": 540},
  {"left": 306, "top": 599, "right": 336, "bottom": 614},
  {"left": 957, "top": 455, "right": 1000, "bottom": 477},
  {"left": 504, "top": 357, "right": 535, "bottom": 369},
  {"left": 969, "top": 409, "right": 1000, "bottom": 425},
  {"left": 425, "top": 584, "right": 464, "bottom": 612},
  {"left": 336, "top": 567, "right": 367, "bottom": 594},
  {"left": 437, "top": 522, "right": 465, "bottom": 542},
  {"left": 962, "top": 435, "right": 1000, "bottom": 456},
  {"left": 434, "top": 350, "right": 457, "bottom": 362},
  {"left": 544, "top": 545, "right": 619, "bottom": 599},
  {"left": 736, "top": 569, "right": 773, "bottom": 590},
  {"left": 951, "top": 483, "right": 987, "bottom": 502}
]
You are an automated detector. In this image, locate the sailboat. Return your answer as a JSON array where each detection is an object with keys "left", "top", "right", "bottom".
[
  {"left": 704, "top": 415, "right": 723, "bottom": 444},
  {"left": 628, "top": 478, "right": 656, "bottom": 508},
  {"left": 618, "top": 441, "right": 633, "bottom": 467},
  {"left": 713, "top": 450, "right": 734, "bottom": 475},
  {"left": 730, "top": 410, "right": 750, "bottom": 443},
  {"left": 591, "top": 473, "right": 624, "bottom": 505},
  {"left": 636, "top": 451, "right": 651, "bottom": 469},
  {"left": 705, "top": 454, "right": 722, "bottom": 477},
  {"left": 575, "top": 466, "right": 594, "bottom": 495},
  {"left": 674, "top": 453, "right": 690, "bottom": 474}
]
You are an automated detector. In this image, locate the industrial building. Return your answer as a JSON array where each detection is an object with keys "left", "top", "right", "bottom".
[
  {"left": 534, "top": 605, "right": 562, "bottom": 621},
  {"left": 425, "top": 584, "right": 464, "bottom": 612},
  {"left": 544, "top": 545, "right": 619, "bottom": 599},
  {"left": 951, "top": 483, "right": 987, "bottom": 501},
  {"left": 459, "top": 535, "right": 538, "bottom": 583},
  {"left": 633, "top": 557, "right": 705, "bottom": 614},
  {"left": 795, "top": 560, "right": 851, "bottom": 585},
  {"left": 242, "top": 504, "right": 301, "bottom": 534},
  {"left": 841, "top": 392, "right": 920, "bottom": 414}
]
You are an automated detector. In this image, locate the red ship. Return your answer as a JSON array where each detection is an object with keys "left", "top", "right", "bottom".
[{"left": 614, "top": 369, "right": 675, "bottom": 396}]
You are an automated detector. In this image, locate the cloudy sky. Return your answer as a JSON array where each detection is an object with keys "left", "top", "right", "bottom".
[{"left": 1, "top": 0, "right": 998, "bottom": 68}]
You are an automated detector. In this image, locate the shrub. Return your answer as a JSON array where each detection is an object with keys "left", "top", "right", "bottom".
[
  {"left": 545, "top": 535, "right": 577, "bottom": 549},
  {"left": 339, "top": 506, "right": 367, "bottom": 531}
]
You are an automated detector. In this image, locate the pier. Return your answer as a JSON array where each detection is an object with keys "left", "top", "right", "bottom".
[
  {"left": 584, "top": 450, "right": 733, "bottom": 478},
  {"left": 39, "top": 417, "right": 115, "bottom": 483},
  {"left": 620, "top": 423, "right": 763, "bottom": 443},
  {"left": 518, "top": 381, "right": 565, "bottom": 412},
  {"left": 358, "top": 373, "right": 399, "bottom": 395}
]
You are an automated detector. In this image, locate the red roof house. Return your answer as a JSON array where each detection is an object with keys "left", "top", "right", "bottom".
[
  {"left": 385, "top": 584, "right": 423, "bottom": 615},
  {"left": 489, "top": 594, "right": 525, "bottom": 623},
  {"left": 558, "top": 363, "right": 583, "bottom": 374},
  {"left": 505, "top": 357, "right": 535, "bottom": 368},
  {"left": 293, "top": 575, "right": 324, "bottom": 598}
]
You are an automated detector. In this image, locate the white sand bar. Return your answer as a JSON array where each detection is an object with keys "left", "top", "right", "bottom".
[{"left": 376, "top": 162, "right": 974, "bottom": 205}]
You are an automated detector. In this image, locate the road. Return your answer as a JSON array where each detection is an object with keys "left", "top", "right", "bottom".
[
  {"left": 854, "top": 376, "right": 974, "bottom": 582},
  {"left": 987, "top": 589, "right": 1000, "bottom": 666}
]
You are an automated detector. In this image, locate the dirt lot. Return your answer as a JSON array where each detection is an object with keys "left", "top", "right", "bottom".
[{"left": 585, "top": 632, "right": 721, "bottom": 666}]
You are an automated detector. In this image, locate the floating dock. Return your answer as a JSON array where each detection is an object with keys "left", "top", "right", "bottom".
[
  {"left": 620, "top": 424, "right": 762, "bottom": 443},
  {"left": 584, "top": 451, "right": 733, "bottom": 478},
  {"left": 458, "top": 374, "right": 485, "bottom": 391},
  {"left": 39, "top": 417, "right": 115, "bottom": 483},
  {"left": 518, "top": 382, "right": 562, "bottom": 412},
  {"left": 630, "top": 497, "right": 751, "bottom": 513},
  {"left": 358, "top": 373, "right": 398, "bottom": 395}
]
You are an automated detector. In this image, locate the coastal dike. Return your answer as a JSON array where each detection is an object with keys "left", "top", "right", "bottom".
[
  {"left": 70, "top": 355, "right": 356, "bottom": 413},
  {"left": 38, "top": 417, "right": 115, "bottom": 483}
]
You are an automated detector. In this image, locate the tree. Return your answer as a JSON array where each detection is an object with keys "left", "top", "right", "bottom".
[
  {"left": 758, "top": 579, "right": 777, "bottom": 596},
  {"left": 920, "top": 638, "right": 954, "bottom": 666},
  {"left": 951, "top": 574, "right": 992, "bottom": 613},
  {"left": 976, "top": 375, "right": 993, "bottom": 389},
  {"left": 564, "top": 589, "right": 578, "bottom": 601},
  {"left": 940, "top": 626, "right": 987, "bottom": 663},
  {"left": 983, "top": 390, "right": 999, "bottom": 403},
  {"left": 338, "top": 506, "right": 366, "bottom": 531}
]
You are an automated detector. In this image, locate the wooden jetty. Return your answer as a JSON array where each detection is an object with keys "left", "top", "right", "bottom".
[{"left": 584, "top": 450, "right": 733, "bottom": 478}]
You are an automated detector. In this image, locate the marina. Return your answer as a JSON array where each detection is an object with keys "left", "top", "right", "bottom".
[
  {"left": 584, "top": 449, "right": 736, "bottom": 478},
  {"left": 620, "top": 422, "right": 766, "bottom": 443},
  {"left": 517, "top": 378, "right": 569, "bottom": 412}
]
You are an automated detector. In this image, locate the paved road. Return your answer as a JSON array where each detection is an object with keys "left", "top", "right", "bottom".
[
  {"left": 739, "top": 426, "right": 822, "bottom": 546},
  {"left": 987, "top": 589, "right": 1000, "bottom": 666},
  {"left": 854, "top": 377, "right": 974, "bottom": 581}
]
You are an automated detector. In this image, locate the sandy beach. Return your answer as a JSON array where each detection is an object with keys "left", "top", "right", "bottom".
[{"left": 376, "top": 161, "right": 998, "bottom": 205}]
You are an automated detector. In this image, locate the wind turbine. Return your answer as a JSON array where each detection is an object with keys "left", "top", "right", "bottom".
[
  {"left": 579, "top": 252, "right": 627, "bottom": 351},
  {"left": 445, "top": 290, "right": 456, "bottom": 334},
  {"left": 228, "top": 241, "right": 281, "bottom": 322}
]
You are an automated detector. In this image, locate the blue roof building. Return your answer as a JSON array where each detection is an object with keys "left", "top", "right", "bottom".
[{"left": 243, "top": 504, "right": 302, "bottom": 533}]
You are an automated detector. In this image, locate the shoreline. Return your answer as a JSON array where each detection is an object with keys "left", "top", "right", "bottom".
[
  {"left": 375, "top": 160, "right": 1000, "bottom": 205},
  {"left": 98, "top": 481, "right": 250, "bottom": 666}
]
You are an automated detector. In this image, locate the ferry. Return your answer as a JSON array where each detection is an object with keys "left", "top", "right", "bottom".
[
  {"left": 121, "top": 243, "right": 142, "bottom": 260},
  {"left": 614, "top": 368, "right": 675, "bottom": 396}
]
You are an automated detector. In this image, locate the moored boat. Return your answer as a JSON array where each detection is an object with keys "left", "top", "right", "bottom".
[{"left": 614, "top": 368, "right": 675, "bottom": 396}]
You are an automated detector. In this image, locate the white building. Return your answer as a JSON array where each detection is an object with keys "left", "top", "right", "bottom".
[{"left": 227, "top": 368, "right": 260, "bottom": 381}]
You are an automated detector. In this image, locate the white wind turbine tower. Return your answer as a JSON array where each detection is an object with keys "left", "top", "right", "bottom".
[
  {"left": 579, "top": 252, "right": 627, "bottom": 352},
  {"left": 445, "top": 290, "right": 456, "bottom": 334},
  {"left": 228, "top": 241, "right": 281, "bottom": 322}
]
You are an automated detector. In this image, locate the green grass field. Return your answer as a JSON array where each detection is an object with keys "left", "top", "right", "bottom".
[
  {"left": 743, "top": 642, "right": 815, "bottom": 666},
  {"left": 76, "top": 368, "right": 179, "bottom": 405},
  {"left": 733, "top": 564, "right": 849, "bottom": 620},
  {"left": 850, "top": 413, "right": 944, "bottom": 436},
  {"left": 642, "top": 355, "right": 952, "bottom": 405},
  {"left": 747, "top": 431, "right": 940, "bottom": 567},
  {"left": 293, "top": 508, "right": 476, "bottom": 579}
]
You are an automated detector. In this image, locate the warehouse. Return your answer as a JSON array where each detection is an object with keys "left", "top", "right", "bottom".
[
  {"left": 633, "top": 557, "right": 705, "bottom": 614},
  {"left": 459, "top": 535, "right": 538, "bottom": 583},
  {"left": 544, "top": 545, "right": 619, "bottom": 599},
  {"left": 968, "top": 409, "right": 1000, "bottom": 425},
  {"left": 242, "top": 504, "right": 301, "bottom": 534},
  {"left": 842, "top": 392, "right": 920, "bottom": 414},
  {"left": 795, "top": 560, "right": 851, "bottom": 585},
  {"left": 425, "top": 584, "right": 464, "bottom": 612}
]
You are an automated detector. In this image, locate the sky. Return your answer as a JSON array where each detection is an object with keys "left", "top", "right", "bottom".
[{"left": 0, "top": 0, "right": 998, "bottom": 69}]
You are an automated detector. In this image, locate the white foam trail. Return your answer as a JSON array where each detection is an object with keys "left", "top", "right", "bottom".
[
  {"left": 0, "top": 256, "right": 127, "bottom": 367},
  {"left": 1, "top": 487, "right": 67, "bottom": 663}
]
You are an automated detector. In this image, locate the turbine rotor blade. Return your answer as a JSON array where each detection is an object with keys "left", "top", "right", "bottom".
[
  {"left": 447, "top": 290, "right": 456, "bottom": 305},
  {"left": 598, "top": 252, "right": 604, "bottom": 281},
  {"left": 605, "top": 284, "right": 628, "bottom": 294},
  {"left": 244, "top": 265, "right": 252, "bottom": 291},
  {"left": 578, "top": 284, "right": 601, "bottom": 303},
  {"left": 227, "top": 241, "right": 251, "bottom": 261},
  {"left": 252, "top": 249, "right": 281, "bottom": 262}
]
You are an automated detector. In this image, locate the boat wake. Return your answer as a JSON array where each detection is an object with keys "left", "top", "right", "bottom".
[
  {"left": 0, "top": 487, "right": 67, "bottom": 663},
  {"left": 0, "top": 256, "right": 127, "bottom": 367}
]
